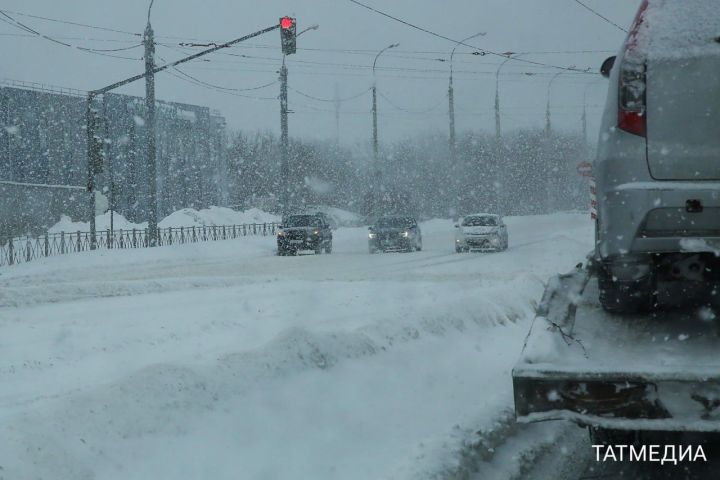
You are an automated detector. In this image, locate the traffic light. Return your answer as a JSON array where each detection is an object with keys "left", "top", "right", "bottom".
[{"left": 280, "top": 16, "right": 296, "bottom": 55}]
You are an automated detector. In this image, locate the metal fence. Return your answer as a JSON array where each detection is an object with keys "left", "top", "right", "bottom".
[{"left": 0, "top": 223, "right": 279, "bottom": 267}]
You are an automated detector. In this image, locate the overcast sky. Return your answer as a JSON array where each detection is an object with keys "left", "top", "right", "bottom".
[{"left": 0, "top": 1, "right": 640, "bottom": 147}]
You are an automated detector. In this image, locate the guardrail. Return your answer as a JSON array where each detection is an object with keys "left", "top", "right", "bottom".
[{"left": 0, "top": 223, "right": 279, "bottom": 268}]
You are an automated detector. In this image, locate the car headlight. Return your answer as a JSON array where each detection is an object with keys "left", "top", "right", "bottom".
[
  {"left": 277, "top": 230, "right": 285, "bottom": 236},
  {"left": 402, "top": 231, "right": 410, "bottom": 238},
  {"left": 368, "top": 233, "right": 376, "bottom": 239},
  {"left": 312, "top": 229, "right": 320, "bottom": 235}
]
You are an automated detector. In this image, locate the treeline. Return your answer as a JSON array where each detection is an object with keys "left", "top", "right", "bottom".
[
  {"left": 224, "top": 129, "right": 591, "bottom": 220},
  {"left": 1, "top": 84, "right": 591, "bottom": 238}
]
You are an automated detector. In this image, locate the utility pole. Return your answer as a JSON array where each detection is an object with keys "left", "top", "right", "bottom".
[
  {"left": 85, "top": 93, "right": 100, "bottom": 250},
  {"left": 334, "top": 82, "right": 340, "bottom": 146},
  {"left": 582, "top": 100, "right": 587, "bottom": 146},
  {"left": 144, "top": 13, "right": 158, "bottom": 246},
  {"left": 448, "top": 77, "right": 455, "bottom": 161},
  {"left": 545, "top": 71, "right": 564, "bottom": 138},
  {"left": 84, "top": 22, "right": 283, "bottom": 250},
  {"left": 448, "top": 33, "right": 483, "bottom": 166},
  {"left": 371, "top": 43, "right": 398, "bottom": 218},
  {"left": 102, "top": 96, "right": 114, "bottom": 243},
  {"left": 372, "top": 84, "right": 378, "bottom": 165},
  {"left": 280, "top": 60, "right": 289, "bottom": 218}
]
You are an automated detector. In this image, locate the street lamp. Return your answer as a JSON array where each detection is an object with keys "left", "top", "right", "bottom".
[
  {"left": 297, "top": 24, "right": 319, "bottom": 37},
  {"left": 494, "top": 52, "right": 522, "bottom": 140},
  {"left": 370, "top": 43, "right": 398, "bottom": 218},
  {"left": 581, "top": 81, "right": 601, "bottom": 146},
  {"left": 372, "top": 42, "right": 399, "bottom": 161},
  {"left": 545, "top": 70, "right": 566, "bottom": 137},
  {"left": 448, "top": 32, "right": 485, "bottom": 160}
]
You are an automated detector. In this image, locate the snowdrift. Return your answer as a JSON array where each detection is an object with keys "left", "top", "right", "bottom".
[{"left": 48, "top": 206, "right": 280, "bottom": 234}]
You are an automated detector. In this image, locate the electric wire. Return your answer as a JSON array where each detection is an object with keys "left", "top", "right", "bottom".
[
  {"left": 376, "top": 89, "right": 445, "bottom": 114},
  {"left": 156, "top": 54, "right": 278, "bottom": 100},
  {"left": 572, "top": 0, "right": 628, "bottom": 33},
  {"left": 345, "top": 0, "right": 595, "bottom": 74},
  {"left": 290, "top": 86, "right": 371, "bottom": 103},
  {"left": 0, "top": 11, "right": 142, "bottom": 59},
  {"left": 0, "top": 8, "right": 141, "bottom": 36}
]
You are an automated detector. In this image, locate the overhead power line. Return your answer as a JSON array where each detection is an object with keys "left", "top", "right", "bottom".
[
  {"left": 154, "top": 54, "right": 278, "bottom": 100},
  {"left": 345, "top": 0, "right": 594, "bottom": 74},
  {"left": 0, "top": 11, "right": 142, "bottom": 59},
  {"left": 377, "top": 89, "right": 445, "bottom": 114},
  {"left": 0, "top": 8, "right": 141, "bottom": 36},
  {"left": 290, "top": 86, "right": 371, "bottom": 103},
  {"left": 572, "top": 0, "right": 628, "bottom": 33}
]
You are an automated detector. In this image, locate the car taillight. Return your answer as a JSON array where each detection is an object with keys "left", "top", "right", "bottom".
[
  {"left": 618, "top": 0, "right": 648, "bottom": 137},
  {"left": 618, "top": 62, "right": 646, "bottom": 136}
]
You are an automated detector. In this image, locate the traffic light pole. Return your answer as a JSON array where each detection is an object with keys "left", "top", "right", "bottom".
[
  {"left": 85, "top": 93, "right": 99, "bottom": 250},
  {"left": 144, "top": 22, "right": 158, "bottom": 246},
  {"left": 280, "top": 60, "right": 289, "bottom": 218},
  {"left": 84, "top": 23, "right": 280, "bottom": 249}
]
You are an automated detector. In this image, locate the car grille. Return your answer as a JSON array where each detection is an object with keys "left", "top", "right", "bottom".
[
  {"left": 378, "top": 233, "right": 403, "bottom": 242},
  {"left": 467, "top": 238, "right": 490, "bottom": 247},
  {"left": 286, "top": 231, "right": 307, "bottom": 240}
]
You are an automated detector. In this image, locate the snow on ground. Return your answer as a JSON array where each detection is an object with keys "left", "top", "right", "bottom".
[
  {"left": 0, "top": 213, "right": 593, "bottom": 479},
  {"left": 47, "top": 206, "right": 280, "bottom": 234}
]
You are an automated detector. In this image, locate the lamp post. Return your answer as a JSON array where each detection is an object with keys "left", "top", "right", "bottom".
[
  {"left": 494, "top": 52, "right": 524, "bottom": 140},
  {"left": 545, "top": 71, "right": 565, "bottom": 137},
  {"left": 371, "top": 43, "right": 399, "bottom": 218},
  {"left": 448, "top": 32, "right": 485, "bottom": 159}
]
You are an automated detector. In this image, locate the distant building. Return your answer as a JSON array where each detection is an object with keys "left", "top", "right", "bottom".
[{"left": 0, "top": 81, "right": 227, "bottom": 237}]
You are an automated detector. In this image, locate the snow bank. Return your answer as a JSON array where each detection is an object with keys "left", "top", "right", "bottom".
[
  {"left": 159, "top": 206, "right": 279, "bottom": 228},
  {"left": 47, "top": 206, "right": 279, "bottom": 233},
  {"left": 1, "top": 213, "right": 595, "bottom": 480},
  {"left": 48, "top": 212, "right": 146, "bottom": 233}
]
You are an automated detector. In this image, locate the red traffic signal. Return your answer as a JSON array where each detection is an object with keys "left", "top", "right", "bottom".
[
  {"left": 280, "top": 16, "right": 294, "bottom": 30},
  {"left": 279, "top": 16, "right": 297, "bottom": 55}
]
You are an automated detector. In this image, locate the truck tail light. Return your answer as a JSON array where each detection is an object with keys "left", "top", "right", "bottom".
[{"left": 618, "top": 0, "right": 648, "bottom": 137}]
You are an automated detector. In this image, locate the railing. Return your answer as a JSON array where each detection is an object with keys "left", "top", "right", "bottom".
[{"left": 0, "top": 223, "right": 279, "bottom": 268}]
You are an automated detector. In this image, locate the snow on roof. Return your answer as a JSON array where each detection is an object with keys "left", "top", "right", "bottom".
[
  {"left": 641, "top": 0, "right": 720, "bottom": 60},
  {"left": 463, "top": 213, "right": 500, "bottom": 218}
]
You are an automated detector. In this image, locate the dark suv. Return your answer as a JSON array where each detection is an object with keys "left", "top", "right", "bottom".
[
  {"left": 368, "top": 216, "right": 422, "bottom": 253},
  {"left": 277, "top": 214, "right": 333, "bottom": 256}
]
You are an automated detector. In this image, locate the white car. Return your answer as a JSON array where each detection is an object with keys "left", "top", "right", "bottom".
[{"left": 454, "top": 214, "right": 508, "bottom": 252}]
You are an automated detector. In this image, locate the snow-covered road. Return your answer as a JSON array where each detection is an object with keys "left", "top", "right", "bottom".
[{"left": 0, "top": 213, "right": 593, "bottom": 479}]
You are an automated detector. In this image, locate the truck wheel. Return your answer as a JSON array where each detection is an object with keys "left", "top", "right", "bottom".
[
  {"left": 598, "top": 266, "right": 654, "bottom": 314},
  {"left": 315, "top": 245, "right": 322, "bottom": 255},
  {"left": 325, "top": 242, "right": 332, "bottom": 254},
  {"left": 455, "top": 245, "right": 463, "bottom": 253}
]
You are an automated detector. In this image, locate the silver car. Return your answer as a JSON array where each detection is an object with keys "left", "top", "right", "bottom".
[
  {"left": 454, "top": 214, "right": 508, "bottom": 252},
  {"left": 595, "top": 0, "right": 720, "bottom": 313}
]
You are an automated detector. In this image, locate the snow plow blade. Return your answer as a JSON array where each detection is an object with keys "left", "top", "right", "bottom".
[{"left": 513, "top": 261, "right": 720, "bottom": 432}]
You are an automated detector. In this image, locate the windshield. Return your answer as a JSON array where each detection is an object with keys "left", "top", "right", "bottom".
[
  {"left": 462, "top": 216, "right": 498, "bottom": 227},
  {"left": 284, "top": 215, "right": 318, "bottom": 227},
  {"left": 376, "top": 217, "right": 414, "bottom": 228},
  {"left": 7, "top": 1, "right": 698, "bottom": 479}
]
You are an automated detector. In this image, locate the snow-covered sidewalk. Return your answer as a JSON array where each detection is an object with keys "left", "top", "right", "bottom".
[{"left": 0, "top": 213, "right": 593, "bottom": 479}]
